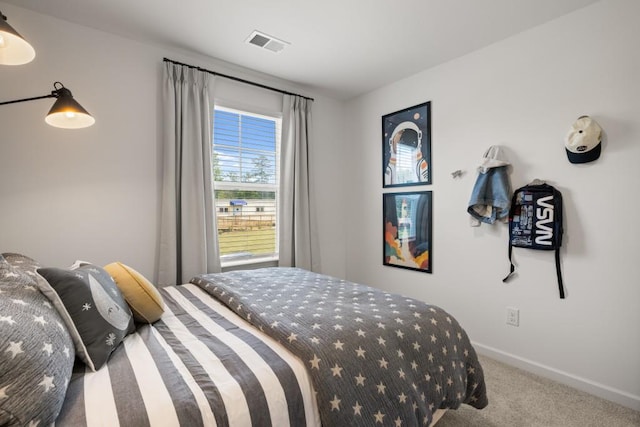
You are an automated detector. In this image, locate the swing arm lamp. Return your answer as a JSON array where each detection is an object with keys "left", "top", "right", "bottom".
[{"left": 0, "top": 81, "right": 95, "bottom": 129}]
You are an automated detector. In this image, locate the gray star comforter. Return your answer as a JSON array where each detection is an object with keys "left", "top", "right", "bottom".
[{"left": 191, "top": 267, "right": 488, "bottom": 426}]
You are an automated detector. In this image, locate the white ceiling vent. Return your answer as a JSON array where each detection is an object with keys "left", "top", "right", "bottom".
[{"left": 246, "top": 30, "right": 289, "bottom": 53}]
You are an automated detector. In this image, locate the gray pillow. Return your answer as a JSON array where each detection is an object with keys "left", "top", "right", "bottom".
[
  {"left": 36, "top": 261, "right": 135, "bottom": 371},
  {"left": 0, "top": 254, "right": 75, "bottom": 427}
]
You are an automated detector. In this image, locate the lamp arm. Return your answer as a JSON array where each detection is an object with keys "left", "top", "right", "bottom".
[{"left": 0, "top": 93, "right": 56, "bottom": 106}]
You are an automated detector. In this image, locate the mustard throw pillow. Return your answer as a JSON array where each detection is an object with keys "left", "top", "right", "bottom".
[{"left": 104, "top": 262, "right": 164, "bottom": 323}]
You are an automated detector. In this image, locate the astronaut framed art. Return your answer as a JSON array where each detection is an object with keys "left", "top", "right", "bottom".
[
  {"left": 382, "top": 101, "right": 431, "bottom": 187},
  {"left": 383, "top": 191, "right": 432, "bottom": 273}
]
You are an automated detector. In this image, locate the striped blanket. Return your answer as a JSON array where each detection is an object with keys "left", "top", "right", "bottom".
[{"left": 55, "top": 284, "right": 320, "bottom": 427}]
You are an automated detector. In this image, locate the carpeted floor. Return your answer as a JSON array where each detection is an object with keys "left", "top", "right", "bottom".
[{"left": 437, "top": 355, "right": 640, "bottom": 427}]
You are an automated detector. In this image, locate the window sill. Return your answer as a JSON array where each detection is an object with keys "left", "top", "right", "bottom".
[{"left": 221, "top": 255, "right": 279, "bottom": 272}]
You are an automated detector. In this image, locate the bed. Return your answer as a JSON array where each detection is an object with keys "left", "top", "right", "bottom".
[{"left": 0, "top": 253, "right": 487, "bottom": 426}]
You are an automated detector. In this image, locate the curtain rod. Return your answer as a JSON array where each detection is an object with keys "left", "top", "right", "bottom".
[{"left": 163, "top": 57, "right": 314, "bottom": 102}]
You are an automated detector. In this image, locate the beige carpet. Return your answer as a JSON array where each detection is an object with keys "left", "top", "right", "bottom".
[{"left": 437, "top": 355, "right": 640, "bottom": 427}]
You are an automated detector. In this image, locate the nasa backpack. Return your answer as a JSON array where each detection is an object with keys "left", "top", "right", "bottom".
[{"left": 502, "top": 182, "right": 565, "bottom": 298}]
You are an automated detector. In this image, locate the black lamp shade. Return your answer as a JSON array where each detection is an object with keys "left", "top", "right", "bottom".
[
  {"left": 0, "top": 12, "right": 35, "bottom": 65},
  {"left": 45, "top": 87, "right": 95, "bottom": 129}
]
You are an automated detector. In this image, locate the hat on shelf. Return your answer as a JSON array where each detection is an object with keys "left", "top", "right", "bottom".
[{"left": 565, "top": 115, "right": 602, "bottom": 164}]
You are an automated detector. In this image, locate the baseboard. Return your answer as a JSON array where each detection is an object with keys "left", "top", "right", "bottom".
[{"left": 472, "top": 342, "right": 640, "bottom": 411}]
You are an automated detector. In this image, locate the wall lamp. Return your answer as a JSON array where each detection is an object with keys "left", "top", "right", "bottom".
[
  {"left": 0, "top": 10, "right": 35, "bottom": 65},
  {"left": 0, "top": 82, "right": 95, "bottom": 129}
]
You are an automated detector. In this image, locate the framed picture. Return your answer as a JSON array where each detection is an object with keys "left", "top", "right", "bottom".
[
  {"left": 383, "top": 191, "right": 432, "bottom": 273},
  {"left": 382, "top": 101, "right": 431, "bottom": 187}
]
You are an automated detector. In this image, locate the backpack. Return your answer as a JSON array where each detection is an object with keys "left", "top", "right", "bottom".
[{"left": 503, "top": 182, "right": 565, "bottom": 298}]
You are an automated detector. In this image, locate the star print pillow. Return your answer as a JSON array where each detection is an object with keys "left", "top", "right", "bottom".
[
  {"left": 0, "top": 254, "right": 75, "bottom": 427},
  {"left": 36, "top": 261, "right": 135, "bottom": 371}
]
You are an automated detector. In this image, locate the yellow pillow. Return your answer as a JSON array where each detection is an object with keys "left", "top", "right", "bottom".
[{"left": 104, "top": 262, "right": 165, "bottom": 323}]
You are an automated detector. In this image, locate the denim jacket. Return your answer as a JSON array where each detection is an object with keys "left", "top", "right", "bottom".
[{"left": 467, "top": 146, "right": 511, "bottom": 226}]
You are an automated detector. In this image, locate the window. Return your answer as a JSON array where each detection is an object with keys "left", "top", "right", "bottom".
[{"left": 212, "top": 106, "right": 281, "bottom": 265}]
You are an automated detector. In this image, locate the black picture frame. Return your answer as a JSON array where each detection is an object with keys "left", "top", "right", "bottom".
[
  {"left": 383, "top": 191, "right": 432, "bottom": 273},
  {"left": 382, "top": 101, "right": 431, "bottom": 187}
]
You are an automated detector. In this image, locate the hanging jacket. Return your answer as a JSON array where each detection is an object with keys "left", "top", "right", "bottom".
[{"left": 467, "top": 145, "right": 512, "bottom": 226}]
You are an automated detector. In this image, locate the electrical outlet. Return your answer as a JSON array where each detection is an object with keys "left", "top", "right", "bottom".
[{"left": 506, "top": 307, "right": 519, "bottom": 327}]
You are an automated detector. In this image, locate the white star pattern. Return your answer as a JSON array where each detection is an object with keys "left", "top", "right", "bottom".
[
  {"left": 33, "top": 315, "right": 47, "bottom": 325},
  {"left": 192, "top": 268, "right": 486, "bottom": 426},
  {"left": 330, "top": 363, "right": 343, "bottom": 377},
  {"left": 0, "top": 315, "right": 16, "bottom": 325},
  {"left": 330, "top": 395, "right": 341, "bottom": 411},
  {"left": 6, "top": 341, "right": 24, "bottom": 359},
  {"left": 82, "top": 302, "right": 92, "bottom": 311},
  {"left": 42, "top": 343, "right": 53, "bottom": 356},
  {"left": 310, "top": 354, "right": 321, "bottom": 369},
  {"left": 353, "top": 401, "right": 363, "bottom": 416},
  {"left": 39, "top": 375, "right": 55, "bottom": 392},
  {"left": 0, "top": 384, "right": 10, "bottom": 400},
  {"left": 105, "top": 333, "right": 116, "bottom": 346}
]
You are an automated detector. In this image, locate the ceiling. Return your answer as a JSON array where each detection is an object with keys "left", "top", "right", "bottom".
[{"left": 4, "top": 0, "right": 600, "bottom": 100}]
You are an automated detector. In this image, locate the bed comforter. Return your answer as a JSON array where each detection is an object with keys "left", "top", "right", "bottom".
[
  {"left": 192, "top": 267, "right": 488, "bottom": 427},
  {"left": 55, "top": 283, "right": 320, "bottom": 427}
]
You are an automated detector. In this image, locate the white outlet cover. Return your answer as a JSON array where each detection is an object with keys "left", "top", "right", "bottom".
[{"left": 506, "top": 307, "right": 520, "bottom": 326}]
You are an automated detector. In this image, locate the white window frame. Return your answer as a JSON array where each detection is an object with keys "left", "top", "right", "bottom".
[{"left": 212, "top": 105, "right": 282, "bottom": 268}]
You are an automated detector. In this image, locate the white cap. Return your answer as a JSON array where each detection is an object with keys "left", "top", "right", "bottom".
[{"left": 565, "top": 116, "right": 602, "bottom": 164}]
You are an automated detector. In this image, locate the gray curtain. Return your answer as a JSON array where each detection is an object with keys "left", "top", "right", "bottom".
[
  {"left": 157, "top": 62, "right": 220, "bottom": 286},
  {"left": 279, "top": 95, "right": 320, "bottom": 271}
]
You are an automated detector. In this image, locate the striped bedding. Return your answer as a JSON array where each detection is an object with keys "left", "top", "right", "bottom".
[{"left": 54, "top": 283, "right": 320, "bottom": 427}]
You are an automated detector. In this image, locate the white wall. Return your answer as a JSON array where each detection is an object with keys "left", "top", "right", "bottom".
[
  {"left": 0, "top": 3, "right": 347, "bottom": 281},
  {"left": 345, "top": 0, "right": 640, "bottom": 409},
  {"left": 2, "top": 0, "right": 637, "bottom": 412}
]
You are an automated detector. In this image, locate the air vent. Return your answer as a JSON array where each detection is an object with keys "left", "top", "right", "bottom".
[{"left": 246, "top": 30, "right": 289, "bottom": 53}]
